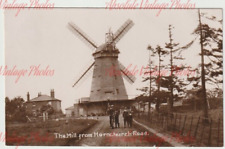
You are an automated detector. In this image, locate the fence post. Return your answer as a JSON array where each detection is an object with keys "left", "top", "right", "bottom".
[
  {"left": 189, "top": 116, "right": 193, "bottom": 136},
  {"left": 181, "top": 115, "right": 187, "bottom": 135},
  {"left": 159, "top": 114, "right": 161, "bottom": 126},
  {"left": 208, "top": 118, "right": 212, "bottom": 146},
  {"left": 200, "top": 120, "right": 205, "bottom": 144},
  {"left": 178, "top": 115, "right": 182, "bottom": 131},
  {"left": 217, "top": 118, "right": 220, "bottom": 146},
  {"left": 157, "top": 114, "right": 159, "bottom": 126},
  {"left": 166, "top": 115, "right": 168, "bottom": 130},
  {"left": 194, "top": 116, "right": 200, "bottom": 138},
  {"left": 174, "top": 113, "right": 177, "bottom": 131},
  {"left": 150, "top": 114, "right": 152, "bottom": 124},
  {"left": 170, "top": 113, "right": 173, "bottom": 130}
]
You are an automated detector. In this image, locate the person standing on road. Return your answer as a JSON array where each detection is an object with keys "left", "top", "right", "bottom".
[
  {"left": 108, "top": 105, "right": 115, "bottom": 129},
  {"left": 127, "top": 111, "right": 133, "bottom": 127},
  {"left": 114, "top": 110, "right": 120, "bottom": 128},
  {"left": 123, "top": 108, "right": 129, "bottom": 128}
]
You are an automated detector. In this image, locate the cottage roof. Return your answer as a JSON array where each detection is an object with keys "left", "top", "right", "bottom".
[
  {"left": 29, "top": 95, "right": 61, "bottom": 102},
  {"left": 65, "top": 106, "right": 74, "bottom": 110}
]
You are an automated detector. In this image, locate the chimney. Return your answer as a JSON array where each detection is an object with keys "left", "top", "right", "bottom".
[
  {"left": 27, "top": 92, "right": 30, "bottom": 102},
  {"left": 51, "top": 89, "right": 55, "bottom": 98},
  {"left": 38, "top": 92, "right": 41, "bottom": 97}
]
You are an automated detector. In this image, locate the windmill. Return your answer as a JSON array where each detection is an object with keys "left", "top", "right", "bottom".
[{"left": 68, "top": 19, "right": 136, "bottom": 103}]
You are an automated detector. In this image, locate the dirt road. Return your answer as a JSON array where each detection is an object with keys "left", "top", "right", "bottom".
[{"left": 74, "top": 116, "right": 172, "bottom": 146}]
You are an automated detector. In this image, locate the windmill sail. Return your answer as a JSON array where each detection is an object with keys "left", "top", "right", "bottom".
[
  {"left": 113, "top": 19, "right": 134, "bottom": 44},
  {"left": 72, "top": 61, "right": 95, "bottom": 87},
  {"left": 118, "top": 61, "right": 136, "bottom": 84},
  {"left": 68, "top": 22, "right": 98, "bottom": 50}
]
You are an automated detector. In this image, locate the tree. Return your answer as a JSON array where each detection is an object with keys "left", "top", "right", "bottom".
[
  {"left": 139, "top": 37, "right": 193, "bottom": 113},
  {"left": 5, "top": 96, "right": 27, "bottom": 122},
  {"left": 40, "top": 104, "right": 54, "bottom": 115},
  {"left": 192, "top": 9, "right": 223, "bottom": 120},
  {"left": 193, "top": 17, "right": 222, "bottom": 87},
  {"left": 148, "top": 45, "right": 168, "bottom": 112},
  {"left": 164, "top": 25, "right": 195, "bottom": 112}
]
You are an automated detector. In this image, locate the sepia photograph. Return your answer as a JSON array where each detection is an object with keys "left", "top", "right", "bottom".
[{"left": 3, "top": 7, "right": 223, "bottom": 147}]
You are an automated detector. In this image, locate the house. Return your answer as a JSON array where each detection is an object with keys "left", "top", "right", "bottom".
[
  {"left": 65, "top": 106, "right": 75, "bottom": 117},
  {"left": 65, "top": 104, "right": 80, "bottom": 117},
  {"left": 25, "top": 89, "right": 62, "bottom": 116}
]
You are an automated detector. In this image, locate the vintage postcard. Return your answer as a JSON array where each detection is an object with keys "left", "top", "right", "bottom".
[{"left": 0, "top": 0, "right": 224, "bottom": 148}]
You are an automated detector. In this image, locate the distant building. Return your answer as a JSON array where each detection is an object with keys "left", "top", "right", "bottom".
[
  {"left": 65, "top": 104, "right": 79, "bottom": 117},
  {"left": 65, "top": 106, "right": 74, "bottom": 117},
  {"left": 65, "top": 97, "right": 135, "bottom": 117},
  {"left": 25, "top": 89, "right": 62, "bottom": 116}
]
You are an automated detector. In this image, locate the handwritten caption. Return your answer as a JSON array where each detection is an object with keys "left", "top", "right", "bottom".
[{"left": 54, "top": 130, "right": 195, "bottom": 145}]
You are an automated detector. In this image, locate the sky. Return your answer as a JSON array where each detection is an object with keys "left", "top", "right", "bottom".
[{"left": 4, "top": 8, "right": 222, "bottom": 112}]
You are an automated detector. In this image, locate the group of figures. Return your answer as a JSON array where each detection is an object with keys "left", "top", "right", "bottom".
[{"left": 108, "top": 105, "right": 133, "bottom": 129}]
